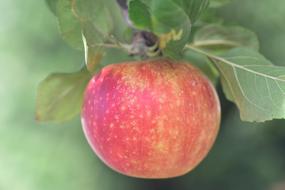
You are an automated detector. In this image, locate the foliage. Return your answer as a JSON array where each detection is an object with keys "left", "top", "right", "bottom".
[
  {"left": 36, "top": 67, "right": 91, "bottom": 123},
  {"left": 39, "top": 0, "right": 285, "bottom": 123}
]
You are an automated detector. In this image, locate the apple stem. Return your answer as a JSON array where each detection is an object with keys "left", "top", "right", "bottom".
[{"left": 116, "top": 0, "right": 162, "bottom": 58}]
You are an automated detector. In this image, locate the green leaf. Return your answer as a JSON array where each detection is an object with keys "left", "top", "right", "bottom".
[
  {"left": 210, "top": 0, "right": 232, "bottom": 8},
  {"left": 76, "top": 0, "right": 129, "bottom": 71},
  {"left": 82, "top": 33, "right": 106, "bottom": 73},
  {"left": 210, "top": 48, "right": 285, "bottom": 122},
  {"left": 128, "top": 0, "right": 209, "bottom": 58},
  {"left": 183, "top": 50, "right": 219, "bottom": 85},
  {"left": 129, "top": 0, "right": 194, "bottom": 57},
  {"left": 186, "top": 45, "right": 285, "bottom": 122},
  {"left": 56, "top": 0, "right": 83, "bottom": 49},
  {"left": 54, "top": 0, "right": 129, "bottom": 51},
  {"left": 36, "top": 67, "right": 91, "bottom": 123},
  {"left": 102, "top": 1, "right": 131, "bottom": 42},
  {"left": 129, "top": 0, "right": 152, "bottom": 30},
  {"left": 45, "top": 0, "right": 59, "bottom": 15},
  {"left": 75, "top": 0, "right": 114, "bottom": 40},
  {"left": 174, "top": 0, "right": 210, "bottom": 23},
  {"left": 100, "top": 48, "right": 137, "bottom": 67},
  {"left": 151, "top": 0, "right": 191, "bottom": 58},
  {"left": 193, "top": 24, "right": 259, "bottom": 52}
]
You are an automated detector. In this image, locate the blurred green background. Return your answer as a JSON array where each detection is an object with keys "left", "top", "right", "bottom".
[{"left": 1, "top": 0, "right": 285, "bottom": 190}]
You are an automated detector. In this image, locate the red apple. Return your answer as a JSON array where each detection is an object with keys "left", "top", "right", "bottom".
[{"left": 81, "top": 59, "right": 221, "bottom": 178}]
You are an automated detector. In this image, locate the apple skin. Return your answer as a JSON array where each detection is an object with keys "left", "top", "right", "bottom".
[{"left": 81, "top": 59, "right": 221, "bottom": 179}]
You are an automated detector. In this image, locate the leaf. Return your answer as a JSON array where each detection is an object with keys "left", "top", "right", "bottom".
[
  {"left": 100, "top": 48, "right": 136, "bottom": 67},
  {"left": 128, "top": 0, "right": 209, "bottom": 58},
  {"left": 75, "top": 0, "right": 114, "bottom": 40},
  {"left": 186, "top": 44, "right": 285, "bottom": 122},
  {"left": 82, "top": 33, "right": 105, "bottom": 73},
  {"left": 209, "top": 0, "right": 232, "bottom": 8},
  {"left": 76, "top": 0, "right": 128, "bottom": 71},
  {"left": 45, "top": 0, "right": 59, "bottom": 15},
  {"left": 56, "top": 0, "right": 83, "bottom": 49},
  {"left": 174, "top": 0, "right": 210, "bottom": 23},
  {"left": 36, "top": 67, "right": 91, "bottom": 123},
  {"left": 54, "top": 0, "right": 129, "bottom": 51},
  {"left": 128, "top": 0, "right": 152, "bottom": 30},
  {"left": 102, "top": 1, "right": 130, "bottom": 42},
  {"left": 183, "top": 50, "right": 219, "bottom": 85},
  {"left": 193, "top": 24, "right": 259, "bottom": 52},
  {"left": 209, "top": 48, "right": 285, "bottom": 122}
]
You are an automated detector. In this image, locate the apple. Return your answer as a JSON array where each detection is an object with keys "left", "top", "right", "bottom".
[{"left": 81, "top": 59, "right": 221, "bottom": 178}]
